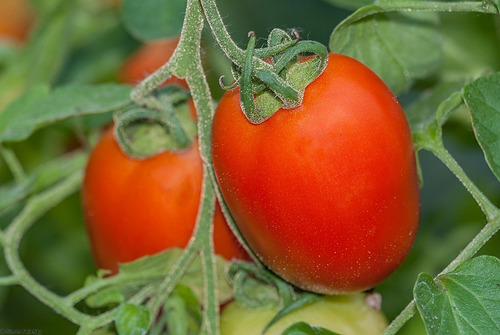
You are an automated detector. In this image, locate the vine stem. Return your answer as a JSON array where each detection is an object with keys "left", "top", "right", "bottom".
[
  {"left": 429, "top": 138, "right": 498, "bottom": 222},
  {"left": 373, "top": 0, "right": 498, "bottom": 13},
  {"left": 127, "top": 0, "right": 222, "bottom": 333},
  {"left": 2, "top": 171, "right": 95, "bottom": 325},
  {"left": 0, "top": 144, "right": 27, "bottom": 184},
  {"left": 383, "top": 138, "right": 500, "bottom": 335},
  {"left": 383, "top": 213, "right": 500, "bottom": 335}
]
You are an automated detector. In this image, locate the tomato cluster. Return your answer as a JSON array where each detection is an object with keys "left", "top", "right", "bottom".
[
  {"left": 211, "top": 53, "right": 420, "bottom": 294},
  {"left": 83, "top": 37, "right": 418, "bottom": 295}
]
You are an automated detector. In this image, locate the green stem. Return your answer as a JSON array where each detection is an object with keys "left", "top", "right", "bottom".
[
  {"left": 0, "top": 275, "right": 19, "bottom": 286},
  {"left": 198, "top": 0, "right": 244, "bottom": 65},
  {"left": 379, "top": 1, "right": 499, "bottom": 14},
  {"left": 0, "top": 145, "right": 27, "bottom": 184},
  {"left": 439, "top": 212, "right": 500, "bottom": 275},
  {"left": 148, "top": 245, "right": 199, "bottom": 319},
  {"left": 3, "top": 171, "right": 94, "bottom": 326},
  {"left": 130, "top": 62, "right": 176, "bottom": 105},
  {"left": 64, "top": 270, "right": 165, "bottom": 305},
  {"left": 197, "top": 167, "right": 220, "bottom": 335},
  {"left": 427, "top": 139, "right": 498, "bottom": 221},
  {"left": 382, "top": 301, "right": 417, "bottom": 335},
  {"left": 383, "top": 137, "right": 500, "bottom": 334},
  {"left": 198, "top": 0, "right": 278, "bottom": 72},
  {"left": 383, "top": 213, "right": 500, "bottom": 335},
  {"left": 334, "top": 1, "right": 498, "bottom": 36}
]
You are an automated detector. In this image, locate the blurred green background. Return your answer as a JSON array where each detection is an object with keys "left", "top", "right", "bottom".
[{"left": 0, "top": 0, "right": 499, "bottom": 333}]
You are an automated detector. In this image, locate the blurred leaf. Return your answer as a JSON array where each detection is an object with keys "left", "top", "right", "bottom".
[
  {"left": 161, "top": 284, "right": 202, "bottom": 335},
  {"left": 59, "top": 24, "right": 138, "bottom": 84},
  {"left": 121, "top": 0, "right": 187, "bottom": 41},
  {"left": 115, "top": 303, "right": 150, "bottom": 335},
  {"left": 228, "top": 261, "right": 294, "bottom": 309},
  {"left": 86, "top": 287, "right": 125, "bottom": 308},
  {"left": 25, "top": 0, "right": 76, "bottom": 86},
  {"left": 0, "top": 0, "right": 77, "bottom": 111},
  {"left": 0, "top": 151, "right": 87, "bottom": 213},
  {"left": 440, "top": 13, "right": 500, "bottom": 81},
  {"left": 492, "top": 0, "right": 500, "bottom": 12},
  {"left": 463, "top": 72, "right": 500, "bottom": 182},
  {"left": 406, "top": 81, "right": 465, "bottom": 134},
  {"left": 0, "top": 175, "right": 36, "bottom": 213},
  {"left": 281, "top": 322, "right": 340, "bottom": 335},
  {"left": 414, "top": 256, "right": 500, "bottom": 335},
  {"left": 0, "top": 84, "right": 132, "bottom": 143},
  {"left": 320, "top": 0, "right": 372, "bottom": 11},
  {"left": 330, "top": 5, "right": 441, "bottom": 94}
]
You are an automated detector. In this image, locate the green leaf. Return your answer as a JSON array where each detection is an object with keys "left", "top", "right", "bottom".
[
  {"left": 281, "top": 322, "right": 340, "bottom": 335},
  {"left": 330, "top": 6, "right": 441, "bottom": 94},
  {"left": 406, "top": 81, "right": 465, "bottom": 135},
  {"left": 115, "top": 303, "right": 150, "bottom": 335},
  {"left": 161, "top": 284, "right": 202, "bottom": 335},
  {"left": 492, "top": 0, "right": 500, "bottom": 12},
  {"left": 117, "top": 248, "right": 233, "bottom": 304},
  {"left": 263, "top": 293, "right": 321, "bottom": 334},
  {"left": 86, "top": 287, "right": 125, "bottom": 308},
  {"left": 0, "top": 84, "right": 132, "bottom": 143},
  {"left": 228, "top": 261, "right": 294, "bottom": 309},
  {"left": 0, "top": 0, "right": 77, "bottom": 111},
  {"left": 121, "top": 0, "right": 187, "bottom": 41},
  {"left": 463, "top": 72, "right": 500, "bottom": 182},
  {"left": 414, "top": 256, "right": 500, "bottom": 335},
  {"left": 320, "top": 0, "right": 373, "bottom": 11}
]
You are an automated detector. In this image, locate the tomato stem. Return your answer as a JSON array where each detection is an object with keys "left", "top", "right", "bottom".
[
  {"left": 383, "top": 135, "right": 500, "bottom": 334},
  {"left": 0, "top": 144, "right": 27, "bottom": 184},
  {"left": 2, "top": 172, "right": 94, "bottom": 326},
  {"left": 428, "top": 138, "right": 499, "bottom": 221},
  {"left": 372, "top": 1, "right": 499, "bottom": 14}
]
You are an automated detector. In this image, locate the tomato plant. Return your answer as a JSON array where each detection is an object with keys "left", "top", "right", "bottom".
[
  {"left": 212, "top": 53, "right": 420, "bottom": 294},
  {"left": 0, "top": 0, "right": 35, "bottom": 44},
  {"left": 220, "top": 294, "right": 387, "bottom": 335},
  {"left": 82, "top": 125, "right": 249, "bottom": 273},
  {"left": 1, "top": 0, "right": 500, "bottom": 334}
]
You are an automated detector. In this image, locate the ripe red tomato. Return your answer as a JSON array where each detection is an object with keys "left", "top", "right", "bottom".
[
  {"left": 211, "top": 53, "right": 419, "bottom": 294},
  {"left": 118, "top": 38, "right": 188, "bottom": 89},
  {"left": 0, "top": 0, "right": 35, "bottom": 44},
  {"left": 82, "top": 126, "right": 249, "bottom": 274}
]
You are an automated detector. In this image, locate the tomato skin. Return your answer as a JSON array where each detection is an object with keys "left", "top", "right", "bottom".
[
  {"left": 82, "top": 127, "right": 249, "bottom": 273},
  {"left": 211, "top": 53, "right": 419, "bottom": 294},
  {"left": 0, "top": 0, "right": 35, "bottom": 44},
  {"left": 220, "top": 294, "right": 387, "bottom": 335},
  {"left": 118, "top": 38, "right": 188, "bottom": 89}
]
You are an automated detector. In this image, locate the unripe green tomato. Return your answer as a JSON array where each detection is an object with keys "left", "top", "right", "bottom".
[{"left": 220, "top": 294, "right": 388, "bottom": 335}]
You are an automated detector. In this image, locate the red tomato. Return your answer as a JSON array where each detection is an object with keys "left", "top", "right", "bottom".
[
  {"left": 211, "top": 53, "right": 419, "bottom": 294},
  {"left": 118, "top": 38, "right": 188, "bottom": 89},
  {"left": 0, "top": 0, "right": 35, "bottom": 44},
  {"left": 82, "top": 126, "right": 249, "bottom": 274}
]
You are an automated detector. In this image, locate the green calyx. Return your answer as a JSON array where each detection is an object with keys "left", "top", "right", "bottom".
[
  {"left": 113, "top": 85, "right": 197, "bottom": 160},
  {"left": 227, "top": 29, "right": 329, "bottom": 124}
]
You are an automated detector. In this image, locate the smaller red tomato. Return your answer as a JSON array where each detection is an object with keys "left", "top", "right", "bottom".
[
  {"left": 82, "top": 126, "right": 249, "bottom": 274},
  {"left": 118, "top": 38, "right": 188, "bottom": 89},
  {"left": 0, "top": 0, "right": 35, "bottom": 44}
]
